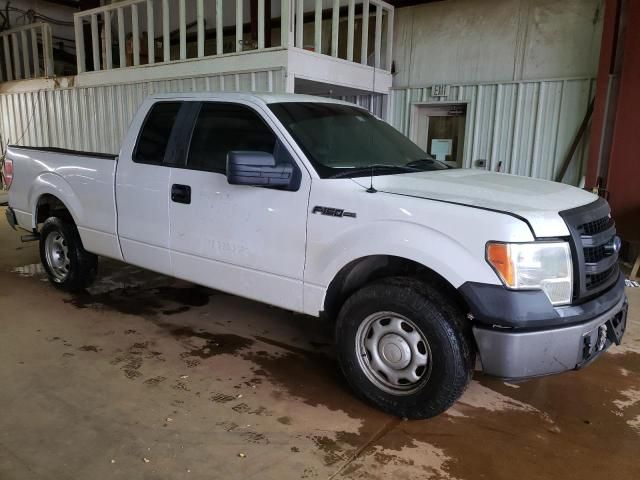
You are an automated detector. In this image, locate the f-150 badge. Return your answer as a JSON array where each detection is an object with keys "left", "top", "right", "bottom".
[{"left": 312, "top": 206, "right": 357, "bottom": 218}]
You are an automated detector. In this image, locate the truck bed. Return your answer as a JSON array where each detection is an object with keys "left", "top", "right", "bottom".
[{"left": 6, "top": 145, "right": 121, "bottom": 260}]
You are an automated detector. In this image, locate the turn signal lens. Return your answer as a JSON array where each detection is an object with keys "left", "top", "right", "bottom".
[
  {"left": 487, "top": 243, "right": 514, "bottom": 286},
  {"left": 486, "top": 241, "right": 573, "bottom": 305}
]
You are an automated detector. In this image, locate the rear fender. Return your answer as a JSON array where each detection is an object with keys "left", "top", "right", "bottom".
[{"left": 28, "top": 172, "right": 83, "bottom": 229}]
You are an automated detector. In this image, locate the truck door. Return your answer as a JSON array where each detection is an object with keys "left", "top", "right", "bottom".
[
  {"left": 115, "top": 101, "right": 185, "bottom": 275},
  {"left": 167, "top": 101, "right": 311, "bottom": 312}
]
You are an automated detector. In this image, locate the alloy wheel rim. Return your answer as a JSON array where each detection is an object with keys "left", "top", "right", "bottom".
[
  {"left": 355, "top": 311, "right": 432, "bottom": 395},
  {"left": 44, "top": 232, "right": 70, "bottom": 282}
]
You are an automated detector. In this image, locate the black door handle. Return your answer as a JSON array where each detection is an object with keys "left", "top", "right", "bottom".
[{"left": 171, "top": 184, "right": 191, "bottom": 204}]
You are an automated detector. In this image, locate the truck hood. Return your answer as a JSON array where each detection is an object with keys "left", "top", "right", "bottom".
[{"left": 352, "top": 170, "right": 598, "bottom": 238}]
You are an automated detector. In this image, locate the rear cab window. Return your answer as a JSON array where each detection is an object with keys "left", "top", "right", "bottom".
[{"left": 133, "top": 102, "right": 182, "bottom": 164}]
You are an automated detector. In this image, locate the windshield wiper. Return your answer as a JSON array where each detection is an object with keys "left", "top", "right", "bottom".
[
  {"left": 328, "top": 164, "right": 418, "bottom": 179},
  {"left": 405, "top": 158, "right": 451, "bottom": 170}
]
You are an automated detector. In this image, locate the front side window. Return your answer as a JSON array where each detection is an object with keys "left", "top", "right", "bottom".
[
  {"left": 186, "top": 103, "right": 277, "bottom": 173},
  {"left": 133, "top": 102, "right": 181, "bottom": 164},
  {"left": 268, "top": 102, "right": 449, "bottom": 178}
]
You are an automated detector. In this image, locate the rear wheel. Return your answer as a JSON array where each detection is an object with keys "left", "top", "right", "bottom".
[
  {"left": 39, "top": 217, "right": 98, "bottom": 292},
  {"left": 335, "top": 277, "right": 474, "bottom": 419}
]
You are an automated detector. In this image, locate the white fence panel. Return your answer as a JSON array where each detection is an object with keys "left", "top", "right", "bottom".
[
  {"left": 0, "top": 68, "right": 286, "bottom": 154},
  {"left": 0, "top": 23, "right": 54, "bottom": 82}
]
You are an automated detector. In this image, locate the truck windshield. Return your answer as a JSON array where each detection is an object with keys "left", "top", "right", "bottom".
[{"left": 268, "top": 102, "right": 450, "bottom": 179}]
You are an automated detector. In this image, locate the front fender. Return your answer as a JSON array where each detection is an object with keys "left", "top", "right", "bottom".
[
  {"left": 306, "top": 219, "right": 501, "bottom": 290},
  {"left": 28, "top": 172, "right": 83, "bottom": 229}
]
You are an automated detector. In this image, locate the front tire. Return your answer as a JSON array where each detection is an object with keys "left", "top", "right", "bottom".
[
  {"left": 39, "top": 217, "right": 98, "bottom": 292},
  {"left": 335, "top": 277, "right": 474, "bottom": 419}
]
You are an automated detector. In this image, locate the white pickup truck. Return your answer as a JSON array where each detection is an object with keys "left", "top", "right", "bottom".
[{"left": 4, "top": 93, "right": 628, "bottom": 418}]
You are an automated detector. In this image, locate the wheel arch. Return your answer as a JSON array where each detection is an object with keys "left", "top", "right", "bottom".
[
  {"left": 29, "top": 173, "right": 81, "bottom": 229},
  {"left": 322, "top": 254, "right": 470, "bottom": 321}
]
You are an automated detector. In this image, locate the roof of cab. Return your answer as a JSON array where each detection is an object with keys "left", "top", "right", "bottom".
[{"left": 146, "top": 91, "right": 353, "bottom": 106}]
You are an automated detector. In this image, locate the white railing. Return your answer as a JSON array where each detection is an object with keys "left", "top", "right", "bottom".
[
  {"left": 74, "top": 0, "right": 393, "bottom": 74},
  {"left": 0, "top": 23, "right": 54, "bottom": 82},
  {"left": 293, "top": 0, "right": 393, "bottom": 70}
]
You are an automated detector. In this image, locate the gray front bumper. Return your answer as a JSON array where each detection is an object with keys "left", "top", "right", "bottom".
[{"left": 473, "top": 294, "right": 628, "bottom": 379}]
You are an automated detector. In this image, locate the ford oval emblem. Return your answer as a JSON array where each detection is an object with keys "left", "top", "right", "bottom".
[{"left": 613, "top": 236, "right": 622, "bottom": 253}]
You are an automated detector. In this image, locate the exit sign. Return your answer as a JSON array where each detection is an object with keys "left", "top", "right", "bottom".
[{"left": 432, "top": 84, "right": 450, "bottom": 97}]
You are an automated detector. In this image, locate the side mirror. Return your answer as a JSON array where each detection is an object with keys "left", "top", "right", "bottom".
[{"left": 226, "top": 151, "right": 295, "bottom": 189}]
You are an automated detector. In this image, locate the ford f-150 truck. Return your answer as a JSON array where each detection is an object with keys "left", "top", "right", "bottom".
[{"left": 3, "top": 93, "right": 628, "bottom": 418}]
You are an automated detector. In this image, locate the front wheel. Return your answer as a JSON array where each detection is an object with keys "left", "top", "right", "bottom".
[
  {"left": 39, "top": 216, "right": 98, "bottom": 292},
  {"left": 335, "top": 277, "right": 475, "bottom": 419}
]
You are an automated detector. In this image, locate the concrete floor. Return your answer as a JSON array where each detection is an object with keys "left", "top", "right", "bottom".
[{"left": 1, "top": 207, "right": 639, "bottom": 480}]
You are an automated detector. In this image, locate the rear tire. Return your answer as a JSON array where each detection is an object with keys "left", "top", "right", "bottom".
[
  {"left": 39, "top": 217, "right": 98, "bottom": 292},
  {"left": 335, "top": 277, "right": 474, "bottom": 419}
]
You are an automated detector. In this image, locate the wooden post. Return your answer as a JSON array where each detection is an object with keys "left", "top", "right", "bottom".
[
  {"left": 163, "top": 0, "right": 170, "bottom": 61},
  {"left": 91, "top": 14, "right": 100, "bottom": 71},
  {"left": 347, "top": 0, "right": 355, "bottom": 61},
  {"left": 11, "top": 33, "right": 21, "bottom": 79},
  {"left": 385, "top": 7, "right": 394, "bottom": 70},
  {"left": 20, "top": 30, "right": 29, "bottom": 78},
  {"left": 43, "top": 24, "right": 54, "bottom": 76},
  {"left": 216, "top": 0, "right": 223, "bottom": 55},
  {"left": 30, "top": 27, "right": 39, "bottom": 77},
  {"left": 197, "top": 0, "right": 205, "bottom": 57},
  {"left": 314, "top": 0, "right": 322, "bottom": 53},
  {"left": 2, "top": 36, "right": 13, "bottom": 80},
  {"left": 374, "top": 4, "right": 382, "bottom": 69},
  {"left": 132, "top": 5, "right": 140, "bottom": 66},
  {"left": 74, "top": 16, "right": 86, "bottom": 73},
  {"left": 117, "top": 7, "right": 126, "bottom": 67},
  {"left": 179, "top": 0, "right": 186, "bottom": 59},
  {"left": 295, "top": 0, "right": 303, "bottom": 48},
  {"left": 146, "top": 1, "right": 154, "bottom": 64},
  {"left": 331, "top": 0, "right": 339, "bottom": 57},
  {"left": 257, "top": 0, "right": 265, "bottom": 49},
  {"left": 361, "top": 0, "right": 369, "bottom": 65},
  {"left": 236, "top": 0, "right": 243, "bottom": 52},
  {"left": 104, "top": 10, "right": 113, "bottom": 69},
  {"left": 281, "top": 0, "right": 290, "bottom": 47}
]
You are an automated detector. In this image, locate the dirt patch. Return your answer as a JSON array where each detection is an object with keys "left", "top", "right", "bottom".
[
  {"left": 277, "top": 416, "right": 292, "bottom": 425},
  {"left": 64, "top": 285, "right": 214, "bottom": 318},
  {"left": 78, "top": 345, "right": 101, "bottom": 352},
  {"left": 170, "top": 326, "right": 254, "bottom": 360},
  {"left": 109, "top": 340, "right": 166, "bottom": 380}
]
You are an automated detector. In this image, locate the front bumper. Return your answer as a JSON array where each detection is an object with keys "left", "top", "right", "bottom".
[
  {"left": 472, "top": 293, "right": 628, "bottom": 379},
  {"left": 5, "top": 205, "right": 17, "bottom": 230}
]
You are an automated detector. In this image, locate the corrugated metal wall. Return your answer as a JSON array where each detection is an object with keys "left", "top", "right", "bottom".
[
  {"left": 389, "top": 78, "right": 596, "bottom": 185},
  {"left": 0, "top": 69, "right": 286, "bottom": 155}
]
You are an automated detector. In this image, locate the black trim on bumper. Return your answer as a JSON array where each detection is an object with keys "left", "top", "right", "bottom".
[
  {"left": 5, "top": 206, "right": 17, "bottom": 230},
  {"left": 459, "top": 271, "right": 626, "bottom": 329}
]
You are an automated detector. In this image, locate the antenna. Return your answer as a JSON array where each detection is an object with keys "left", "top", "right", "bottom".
[
  {"left": 366, "top": 165, "right": 377, "bottom": 193},
  {"left": 366, "top": 36, "right": 377, "bottom": 194}
]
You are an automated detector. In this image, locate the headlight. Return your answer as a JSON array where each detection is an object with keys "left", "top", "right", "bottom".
[{"left": 486, "top": 242, "right": 573, "bottom": 305}]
